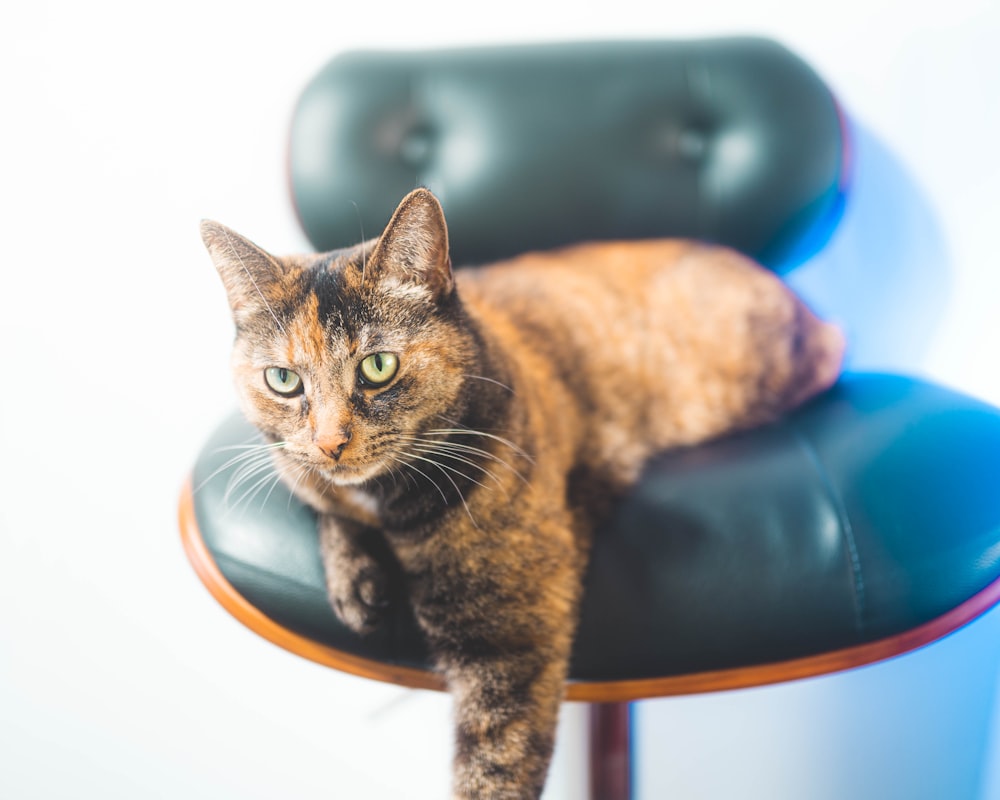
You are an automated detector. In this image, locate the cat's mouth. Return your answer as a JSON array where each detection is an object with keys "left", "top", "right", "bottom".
[
  {"left": 318, "top": 457, "right": 386, "bottom": 487},
  {"left": 275, "top": 441, "right": 392, "bottom": 488},
  {"left": 270, "top": 446, "right": 369, "bottom": 488}
]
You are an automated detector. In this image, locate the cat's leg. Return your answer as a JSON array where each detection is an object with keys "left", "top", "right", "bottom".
[
  {"left": 445, "top": 645, "right": 571, "bottom": 800},
  {"left": 419, "top": 526, "right": 582, "bottom": 800},
  {"left": 318, "top": 514, "right": 394, "bottom": 635}
]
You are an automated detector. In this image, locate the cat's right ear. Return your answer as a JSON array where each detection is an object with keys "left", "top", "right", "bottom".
[
  {"left": 368, "top": 189, "right": 454, "bottom": 299},
  {"left": 200, "top": 220, "right": 284, "bottom": 326}
]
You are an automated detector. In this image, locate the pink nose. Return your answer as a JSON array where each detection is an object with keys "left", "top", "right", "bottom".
[{"left": 314, "top": 429, "right": 351, "bottom": 460}]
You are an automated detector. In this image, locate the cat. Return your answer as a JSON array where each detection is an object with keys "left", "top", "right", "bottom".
[{"left": 202, "top": 187, "right": 844, "bottom": 799}]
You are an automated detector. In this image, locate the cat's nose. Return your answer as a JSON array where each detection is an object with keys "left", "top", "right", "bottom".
[{"left": 315, "top": 428, "right": 352, "bottom": 460}]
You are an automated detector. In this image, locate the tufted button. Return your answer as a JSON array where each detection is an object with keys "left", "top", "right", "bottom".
[
  {"left": 399, "top": 124, "right": 435, "bottom": 169},
  {"left": 651, "top": 124, "right": 709, "bottom": 165},
  {"left": 677, "top": 127, "right": 708, "bottom": 161}
]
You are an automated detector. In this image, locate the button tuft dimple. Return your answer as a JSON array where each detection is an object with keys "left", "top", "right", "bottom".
[
  {"left": 677, "top": 128, "right": 707, "bottom": 161},
  {"left": 400, "top": 125, "right": 435, "bottom": 168}
]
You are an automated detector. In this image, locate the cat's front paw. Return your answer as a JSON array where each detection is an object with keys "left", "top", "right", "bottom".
[
  {"left": 326, "top": 560, "right": 391, "bottom": 636},
  {"left": 319, "top": 516, "right": 396, "bottom": 636}
]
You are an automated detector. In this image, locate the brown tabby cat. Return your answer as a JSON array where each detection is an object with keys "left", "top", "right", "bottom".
[{"left": 202, "top": 188, "right": 844, "bottom": 799}]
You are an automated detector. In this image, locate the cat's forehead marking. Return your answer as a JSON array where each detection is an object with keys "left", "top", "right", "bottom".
[
  {"left": 310, "top": 257, "right": 357, "bottom": 329},
  {"left": 284, "top": 291, "right": 342, "bottom": 366}
]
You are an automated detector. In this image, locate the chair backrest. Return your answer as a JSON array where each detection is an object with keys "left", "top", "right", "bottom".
[{"left": 288, "top": 38, "right": 848, "bottom": 271}]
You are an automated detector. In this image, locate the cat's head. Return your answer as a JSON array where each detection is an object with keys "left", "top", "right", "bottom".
[{"left": 203, "top": 189, "right": 477, "bottom": 488}]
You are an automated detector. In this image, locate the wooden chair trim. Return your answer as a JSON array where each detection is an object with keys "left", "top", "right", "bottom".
[
  {"left": 178, "top": 478, "right": 447, "bottom": 693},
  {"left": 179, "top": 477, "right": 1000, "bottom": 702}
]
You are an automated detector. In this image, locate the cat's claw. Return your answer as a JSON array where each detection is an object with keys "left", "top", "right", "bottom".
[
  {"left": 357, "top": 570, "right": 391, "bottom": 610},
  {"left": 329, "top": 564, "right": 390, "bottom": 635}
]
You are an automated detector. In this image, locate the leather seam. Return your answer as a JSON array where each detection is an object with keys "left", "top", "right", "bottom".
[{"left": 791, "top": 426, "right": 868, "bottom": 634}]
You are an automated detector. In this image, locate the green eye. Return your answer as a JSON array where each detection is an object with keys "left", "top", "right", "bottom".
[
  {"left": 264, "top": 367, "right": 303, "bottom": 396},
  {"left": 359, "top": 352, "right": 399, "bottom": 387}
]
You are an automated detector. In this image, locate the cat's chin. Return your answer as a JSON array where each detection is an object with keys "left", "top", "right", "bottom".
[{"left": 321, "top": 463, "right": 381, "bottom": 488}]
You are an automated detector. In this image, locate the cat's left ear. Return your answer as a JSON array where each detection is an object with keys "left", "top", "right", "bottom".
[
  {"left": 369, "top": 188, "right": 455, "bottom": 298},
  {"left": 200, "top": 220, "right": 285, "bottom": 325}
]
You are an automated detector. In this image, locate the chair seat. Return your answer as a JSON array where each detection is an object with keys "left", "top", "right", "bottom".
[{"left": 179, "top": 373, "right": 1000, "bottom": 701}]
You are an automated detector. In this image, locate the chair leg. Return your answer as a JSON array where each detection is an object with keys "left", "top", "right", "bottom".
[{"left": 589, "top": 702, "right": 631, "bottom": 800}]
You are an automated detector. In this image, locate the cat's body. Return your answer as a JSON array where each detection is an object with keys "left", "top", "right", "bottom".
[{"left": 203, "top": 189, "right": 844, "bottom": 799}]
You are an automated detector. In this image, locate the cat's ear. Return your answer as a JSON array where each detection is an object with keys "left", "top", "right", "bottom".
[
  {"left": 369, "top": 188, "right": 454, "bottom": 298},
  {"left": 200, "top": 220, "right": 284, "bottom": 324}
]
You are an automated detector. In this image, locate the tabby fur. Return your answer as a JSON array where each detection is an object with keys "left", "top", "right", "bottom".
[{"left": 202, "top": 188, "right": 844, "bottom": 799}]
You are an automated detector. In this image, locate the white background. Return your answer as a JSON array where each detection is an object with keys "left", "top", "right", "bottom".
[{"left": 3, "top": 1, "right": 1000, "bottom": 798}]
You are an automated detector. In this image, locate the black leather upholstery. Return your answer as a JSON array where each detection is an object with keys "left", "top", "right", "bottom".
[
  {"left": 573, "top": 375, "right": 1000, "bottom": 680},
  {"left": 192, "top": 375, "right": 1000, "bottom": 681},
  {"left": 289, "top": 39, "right": 846, "bottom": 271},
  {"left": 187, "top": 39, "right": 1000, "bottom": 687}
]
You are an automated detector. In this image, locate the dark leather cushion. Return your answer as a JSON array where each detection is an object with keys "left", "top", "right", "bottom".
[
  {"left": 289, "top": 38, "right": 846, "bottom": 271},
  {"left": 191, "top": 375, "right": 1000, "bottom": 680}
]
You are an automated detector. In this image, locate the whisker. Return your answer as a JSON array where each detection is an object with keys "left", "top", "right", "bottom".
[
  {"left": 221, "top": 227, "right": 286, "bottom": 335},
  {"left": 259, "top": 468, "right": 290, "bottom": 510},
  {"left": 387, "top": 454, "right": 449, "bottom": 507},
  {"left": 283, "top": 461, "right": 315, "bottom": 511},
  {"left": 203, "top": 439, "right": 289, "bottom": 513},
  {"left": 382, "top": 459, "right": 414, "bottom": 491},
  {"left": 217, "top": 464, "right": 276, "bottom": 518},
  {"left": 405, "top": 442, "right": 507, "bottom": 493},
  {"left": 196, "top": 439, "right": 287, "bottom": 493},
  {"left": 224, "top": 457, "right": 281, "bottom": 510},
  {"left": 462, "top": 374, "right": 516, "bottom": 395},
  {"left": 210, "top": 436, "right": 282, "bottom": 453},
  {"left": 425, "top": 424, "right": 534, "bottom": 463},
  {"left": 409, "top": 442, "right": 502, "bottom": 479},
  {"left": 406, "top": 451, "right": 491, "bottom": 493},
  {"left": 234, "top": 469, "right": 284, "bottom": 511},
  {"left": 352, "top": 201, "right": 369, "bottom": 288},
  {"left": 401, "top": 434, "right": 525, "bottom": 469},
  {"left": 220, "top": 455, "right": 276, "bottom": 503},
  {"left": 222, "top": 444, "right": 279, "bottom": 473},
  {"left": 398, "top": 451, "right": 480, "bottom": 528}
]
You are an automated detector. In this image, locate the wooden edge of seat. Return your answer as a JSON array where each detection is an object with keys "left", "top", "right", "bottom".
[
  {"left": 178, "top": 476, "right": 1000, "bottom": 703},
  {"left": 178, "top": 477, "right": 447, "bottom": 693}
]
